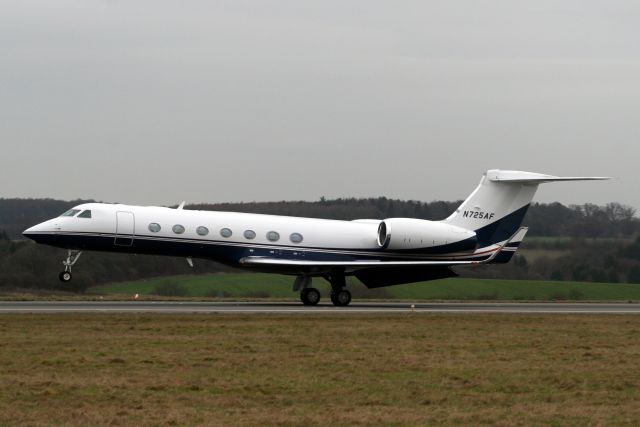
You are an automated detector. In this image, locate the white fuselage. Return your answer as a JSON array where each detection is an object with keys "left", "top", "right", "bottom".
[{"left": 23, "top": 202, "right": 481, "bottom": 271}]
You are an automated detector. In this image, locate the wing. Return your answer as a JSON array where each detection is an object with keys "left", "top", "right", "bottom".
[
  {"left": 240, "top": 258, "right": 488, "bottom": 268},
  {"left": 239, "top": 227, "right": 527, "bottom": 269}
]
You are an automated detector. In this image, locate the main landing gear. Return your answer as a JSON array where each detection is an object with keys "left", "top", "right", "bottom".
[
  {"left": 300, "top": 287, "right": 321, "bottom": 306},
  {"left": 328, "top": 273, "right": 351, "bottom": 307},
  {"left": 330, "top": 288, "right": 352, "bottom": 307},
  {"left": 59, "top": 250, "right": 82, "bottom": 282},
  {"left": 294, "top": 275, "right": 320, "bottom": 306},
  {"left": 293, "top": 274, "right": 352, "bottom": 307}
]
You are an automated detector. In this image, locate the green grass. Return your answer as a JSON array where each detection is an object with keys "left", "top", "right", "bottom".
[
  {"left": 2, "top": 313, "right": 640, "bottom": 426},
  {"left": 385, "top": 278, "right": 640, "bottom": 301},
  {"left": 89, "top": 273, "right": 640, "bottom": 301},
  {"left": 90, "top": 273, "right": 330, "bottom": 298}
]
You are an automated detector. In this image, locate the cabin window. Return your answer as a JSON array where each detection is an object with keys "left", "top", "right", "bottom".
[
  {"left": 60, "top": 209, "right": 81, "bottom": 217},
  {"left": 243, "top": 230, "right": 256, "bottom": 240},
  {"left": 196, "top": 226, "right": 209, "bottom": 236},
  {"left": 78, "top": 210, "right": 92, "bottom": 218},
  {"left": 220, "top": 228, "right": 232, "bottom": 238},
  {"left": 172, "top": 224, "right": 185, "bottom": 234},
  {"left": 290, "top": 232, "right": 303, "bottom": 243},
  {"left": 266, "top": 231, "right": 280, "bottom": 242},
  {"left": 148, "top": 223, "right": 161, "bottom": 233}
]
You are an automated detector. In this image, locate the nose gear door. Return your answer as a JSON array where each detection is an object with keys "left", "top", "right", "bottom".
[{"left": 115, "top": 211, "right": 135, "bottom": 246}]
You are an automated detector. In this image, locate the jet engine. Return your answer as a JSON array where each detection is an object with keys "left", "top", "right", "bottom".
[{"left": 377, "top": 218, "right": 477, "bottom": 252}]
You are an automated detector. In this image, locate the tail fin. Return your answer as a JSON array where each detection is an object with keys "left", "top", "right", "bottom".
[{"left": 443, "top": 170, "right": 609, "bottom": 248}]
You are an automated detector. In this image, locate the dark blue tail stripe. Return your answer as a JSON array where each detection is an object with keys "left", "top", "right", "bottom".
[{"left": 474, "top": 204, "right": 530, "bottom": 247}]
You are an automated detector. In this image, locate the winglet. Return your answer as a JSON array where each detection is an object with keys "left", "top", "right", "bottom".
[
  {"left": 473, "top": 226, "right": 528, "bottom": 265},
  {"left": 177, "top": 201, "right": 186, "bottom": 210}
]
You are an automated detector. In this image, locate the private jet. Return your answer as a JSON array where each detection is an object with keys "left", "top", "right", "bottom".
[{"left": 23, "top": 170, "right": 608, "bottom": 306}]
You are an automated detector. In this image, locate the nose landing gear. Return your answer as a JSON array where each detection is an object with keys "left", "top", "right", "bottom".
[
  {"left": 58, "top": 271, "right": 72, "bottom": 282},
  {"left": 59, "top": 250, "right": 82, "bottom": 282}
]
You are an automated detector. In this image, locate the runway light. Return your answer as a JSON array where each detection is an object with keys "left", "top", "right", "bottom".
[
  {"left": 134, "top": 293, "right": 139, "bottom": 300},
  {"left": 411, "top": 304, "right": 415, "bottom": 312}
]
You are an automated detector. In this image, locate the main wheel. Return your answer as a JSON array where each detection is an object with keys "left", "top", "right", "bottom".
[
  {"left": 330, "top": 289, "right": 351, "bottom": 307},
  {"left": 300, "top": 288, "right": 321, "bottom": 306},
  {"left": 58, "top": 271, "right": 72, "bottom": 282}
]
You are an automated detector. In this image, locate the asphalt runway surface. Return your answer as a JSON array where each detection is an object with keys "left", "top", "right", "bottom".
[{"left": 1, "top": 301, "right": 640, "bottom": 314}]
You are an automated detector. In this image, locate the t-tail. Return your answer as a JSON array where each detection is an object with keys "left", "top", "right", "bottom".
[{"left": 443, "top": 170, "right": 609, "bottom": 262}]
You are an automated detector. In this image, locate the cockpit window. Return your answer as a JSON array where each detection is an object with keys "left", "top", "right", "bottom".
[
  {"left": 78, "top": 210, "right": 92, "bottom": 218},
  {"left": 60, "top": 209, "right": 81, "bottom": 217}
]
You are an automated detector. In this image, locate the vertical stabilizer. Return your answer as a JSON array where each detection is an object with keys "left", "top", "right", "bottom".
[{"left": 443, "top": 170, "right": 609, "bottom": 247}]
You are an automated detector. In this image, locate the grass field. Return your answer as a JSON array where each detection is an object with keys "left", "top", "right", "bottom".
[
  {"left": 1, "top": 313, "right": 640, "bottom": 426},
  {"left": 89, "top": 273, "right": 640, "bottom": 301}
]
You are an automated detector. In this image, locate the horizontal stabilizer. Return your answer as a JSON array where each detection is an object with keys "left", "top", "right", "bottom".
[{"left": 487, "top": 170, "right": 610, "bottom": 183}]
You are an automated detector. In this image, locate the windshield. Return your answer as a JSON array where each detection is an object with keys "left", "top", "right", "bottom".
[
  {"left": 59, "top": 209, "right": 81, "bottom": 217},
  {"left": 78, "top": 210, "right": 92, "bottom": 218}
]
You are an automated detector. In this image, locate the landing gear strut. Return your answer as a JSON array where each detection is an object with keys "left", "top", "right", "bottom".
[
  {"left": 59, "top": 250, "right": 82, "bottom": 282},
  {"left": 328, "top": 273, "right": 351, "bottom": 307}
]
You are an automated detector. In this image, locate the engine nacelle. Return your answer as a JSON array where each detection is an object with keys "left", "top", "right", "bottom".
[{"left": 377, "top": 218, "right": 477, "bottom": 252}]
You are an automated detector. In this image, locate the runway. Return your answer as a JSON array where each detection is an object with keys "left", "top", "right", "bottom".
[{"left": 1, "top": 301, "right": 640, "bottom": 314}]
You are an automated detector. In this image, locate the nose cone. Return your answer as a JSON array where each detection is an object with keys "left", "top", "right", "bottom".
[
  {"left": 23, "top": 221, "right": 52, "bottom": 241},
  {"left": 23, "top": 225, "right": 39, "bottom": 241}
]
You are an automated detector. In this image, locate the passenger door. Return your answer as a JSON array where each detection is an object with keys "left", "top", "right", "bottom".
[{"left": 115, "top": 211, "right": 135, "bottom": 246}]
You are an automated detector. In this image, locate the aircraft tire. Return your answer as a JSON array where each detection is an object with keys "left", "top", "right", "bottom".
[
  {"left": 59, "top": 271, "right": 72, "bottom": 282},
  {"left": 300, "top": 288, "right": 320, "bottom": 306},
  {"left": 331, "top": 289, "right": 351, "bottom": 307}
]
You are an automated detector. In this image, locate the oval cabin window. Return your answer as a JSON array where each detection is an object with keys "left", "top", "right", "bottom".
[
  {"left": 196, "top": 226, "right": 209, "bottom": 236},
  {"left": 266, "top": 231, "right": 280, "bottom": 242},
  {"left": 220, "top": 228, "right": 232, "bottom": 238},
  {"left": 244, "top": 230, "right": 256, "bottom": 240},
  {"left": 148, "top": 223, "right": 161, "bottom": 233},
  {"left": 290, "top": 232, "right": 303, "bottom": 243},
  {"left": 172, "top": 224, "right": 185, "bottom": 234}
]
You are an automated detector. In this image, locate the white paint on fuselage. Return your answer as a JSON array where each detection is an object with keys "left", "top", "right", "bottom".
[{"left": 31, "top": 202, "right": 383, "bottom": 250}]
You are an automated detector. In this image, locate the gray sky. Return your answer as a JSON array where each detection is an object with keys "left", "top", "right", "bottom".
[{"left": 1, "top": 0, "right": 636, "bottom": 209}]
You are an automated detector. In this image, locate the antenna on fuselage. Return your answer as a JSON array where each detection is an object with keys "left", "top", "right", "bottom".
[{"left": 177, "top": 201, "right": 186, "bottom": 210}]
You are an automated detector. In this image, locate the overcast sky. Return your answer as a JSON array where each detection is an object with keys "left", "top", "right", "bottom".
[{"left": 1, "top": 1, "right": 636, "bottom": 210}]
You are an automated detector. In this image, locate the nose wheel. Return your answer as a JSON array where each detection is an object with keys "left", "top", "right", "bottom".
[
  {"left": 59, "top": 250, "right": 82, "bottom": 282},
  {"left": 59, "top": 271, "right": 72, "bottom": 282}
]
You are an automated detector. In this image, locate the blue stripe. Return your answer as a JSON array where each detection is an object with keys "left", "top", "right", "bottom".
[{"left": 473, "top": 204, "right": 530, "bottom": 247}]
